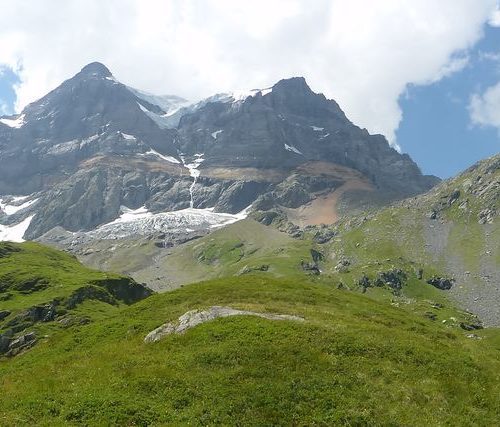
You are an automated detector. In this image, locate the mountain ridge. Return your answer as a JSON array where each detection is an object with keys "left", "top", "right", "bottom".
[{"left": 0, "top": 61, "right": 439, "bottom": 243}]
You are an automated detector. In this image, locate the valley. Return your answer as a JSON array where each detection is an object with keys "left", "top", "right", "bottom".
[{"left": 0, "top": 61, "right": 498, "bottom": 425}]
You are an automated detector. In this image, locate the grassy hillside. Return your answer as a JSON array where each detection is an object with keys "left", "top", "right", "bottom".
[
  {"left": 0, "top": 242, "right": 151, "bottom": 357},
  {"left": 132, "top": 219, "right": 313, "bottom": 290},
  {"left": 123, "top": 217, "right": 483, "bottom": 329},
  {"left": 1, "top": 276, "right": 500, "bottom": 425},
  {"left": 318, "top": 154, "right": 499, "bottom": 325}
]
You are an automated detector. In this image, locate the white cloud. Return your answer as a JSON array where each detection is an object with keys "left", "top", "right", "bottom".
[
  {"left": 0, "top": 0, "right": 497, "bottom": 146},
  {"left": 478, "top": 51, "right": 500, "bottom": 62},
  {"left": 489, "top": 5, "right": 500, "bottom": 26},
  {"left": 469, "top": 81, "right": 500, "bottom": 131}
]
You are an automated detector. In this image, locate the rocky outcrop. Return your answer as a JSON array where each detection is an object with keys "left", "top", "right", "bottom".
[
  {"left": 144, "top": 306, "right": 304, "bottom": 343},
  {"left": 416, "top": 154, "right": 499, "bottom": 224},
  {"left": 0, "top": 331, "right": 37, "bottom": 357},
  {"left": 427, "top": 277, "right": 454, "bottom": 290},
  {"left": 375, "top": 269, "right": 407, "bottom": 291}
]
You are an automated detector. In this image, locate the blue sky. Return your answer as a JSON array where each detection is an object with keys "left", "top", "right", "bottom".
[
  {"left": 397, "top": 24, "right": 500, "bottom": 178},
  {"left": 0, "top": 67, "right": 19, "bottom": 116}
]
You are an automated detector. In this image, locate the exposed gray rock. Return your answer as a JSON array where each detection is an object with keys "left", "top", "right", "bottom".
[
  {"left": 358, "top": 275, "right": 371, "bottom": 289},
  {"left": 238, "top": 264, "right": 269, "bottom": 275},
  {"left": 312, "top": 227, "right": 337, "bottom": 244},
  {"left": 427, "top": 276, "right": 454, "bottom": 290},
  {"left": 459, "top": 321, "right": 483, "bottom": 331},
  {"left": 144, "top": 306, "right": 304, "bottom": 343},
  {"left": 0, "top": 331, "right": 12, "bottom": 353},
  {"left": 4, "top": 332, "right": 37, "bottom": 357},
  {"left": 334, "top": 258, "right": 351, "bottom": 273},
  {"left": 375, "top": 269, "right": 407, "bottom": 291},
  {"left": 300, "top": 260, "right": 320, "bottom": 275},
  {"left": 310, "top": 249, "right": 325, "bottom": 263},
  {"left": 1, "top": 62, "right": 440, "bottom": 243}
]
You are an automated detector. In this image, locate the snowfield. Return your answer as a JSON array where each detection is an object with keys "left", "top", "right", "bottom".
[
  {"left": 0, "top": 216, "right": 34, "bottom": 242},
  {"left": 284, "top": 144, "right": 302, "bottom": 155},
  {"left": 87, "top": 206, "right": 250, "bottom": 240},
  {"left": 0, "top": 195, "right": 38, "bottom": 216},
  {"left": 0, "top": 114, "right": 26, "bottom": 128}
]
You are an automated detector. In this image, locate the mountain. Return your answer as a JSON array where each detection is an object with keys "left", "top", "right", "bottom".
[
  {"left": 0, "top": 62, "right": 438, "bottom": 244},
  {"left": 0, "top": 60, "right": 498, "bottom": 425},
  {"left": 77, "top": 155, "right": 497, "bottom": 328}
]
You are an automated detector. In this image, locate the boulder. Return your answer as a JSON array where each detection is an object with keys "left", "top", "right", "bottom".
[
  {"left": 375, "top": 269, "right": 407, "bottom": 291},
  {"left": 459, "top": 322, "right": 483, "bottom": 331},
  {"left": 334, "top": 258, "right": 351, "bottom": 273},
  {"left": 145, "top": 306, "right": 304, "bottom": 343},
  {"left": 5, "top": 332, "right": 37, "bottom": 357},
  {"left": 427, "top": 277, "right": 454, "bottom": 290},
  {"left": 301, "top": 260, "right": 320, "bottom": 275}
]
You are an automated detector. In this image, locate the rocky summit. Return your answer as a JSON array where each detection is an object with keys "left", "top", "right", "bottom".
[{"left": 0, "top": 62, "right": 438, "bottom": 243}]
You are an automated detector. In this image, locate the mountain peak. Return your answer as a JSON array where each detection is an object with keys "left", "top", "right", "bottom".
[
  {"left": 273, "top": 76, "right": 311, "bottom": 93},
  {"left": 79, "top": 62, "right": 112, "bottom": 78}
]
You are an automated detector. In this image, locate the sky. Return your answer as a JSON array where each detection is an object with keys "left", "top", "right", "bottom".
[{"left": 0, "top": 0, "right": 499, "bottom": 178}]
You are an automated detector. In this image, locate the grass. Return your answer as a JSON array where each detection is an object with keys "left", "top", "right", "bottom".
[
  {"left": 0, "top": 242, "right": 149, "bottom": 333},
  {"left": 1, "top": 275, "right": 500, "bottom": 425},
  {"left": 0, "top": 242, "right": 126, "bottom": 310},
  {"left": 132, "top": 219, "right": 313, "bottom": 287}
]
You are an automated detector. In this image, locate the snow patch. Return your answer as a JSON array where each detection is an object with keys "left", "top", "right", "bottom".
[
  {"left": 0, "top": 196, "right": 38, "bottom": 215},
  {"left": 180, "top": 153, "right": 205, "bottom": 208},
  {"left": 0, "top": 216, "right": 34, "bottom": 242},
  {"left": 142, "top": 149, "right": 181, "bottom": 164},
  {"left": 105, "top": 76, "right": 118, "bottom": 83},
  {"left": 137, "top": 102, "right": 150, "bottom": 113},
  {"left": 211, "top": 129, "right": 224, "bottom": 140},
  {"left": 46, "top": 140, "right": 80, "bottom": 155},
  {"left": 108, "top": 206, "right": 152, "bottom": 225},
  {"left": 80, "top": 134, "right": 100, "bottom": 147},
  {"left": 284, "top": 144, "right": 302, "bottom": 155},
  {"left": 137, "top": 102, "right": 174, "bottom": 129},
  {"left": 199, "top": 86, "right": 273, "bottom": 106},
  {"left": 129, "top": 87, "right": 189, "bottom": 113},
  {"left": 0, "top": 114, "right": 25, "bottom": 129},
  {"left": 121, "top": 132, "right": 136, "bottom": 140}
]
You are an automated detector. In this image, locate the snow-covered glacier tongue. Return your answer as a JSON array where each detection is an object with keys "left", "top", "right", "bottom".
[{"left": 87, "top": 205, "right": 250, "bottom": 240}]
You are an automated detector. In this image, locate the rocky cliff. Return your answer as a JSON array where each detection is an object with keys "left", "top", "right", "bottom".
[{"left": 0, "top": 62, "right": 439, "bottom": 241}]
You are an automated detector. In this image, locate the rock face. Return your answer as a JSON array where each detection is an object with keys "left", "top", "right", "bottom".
[
  {"left": 0, "top": 62, "right": 440, "bottom": 241},
  {"left": 177, "top": 77, "right": 438, "bottom": 197},
  {"left": 417, "top": 154, "right": 499, "bottom": 224},
  {"left": 144, "top": 306, "right": 304, "bottom": 342}
]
